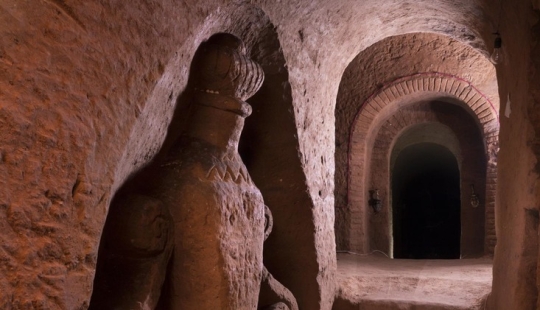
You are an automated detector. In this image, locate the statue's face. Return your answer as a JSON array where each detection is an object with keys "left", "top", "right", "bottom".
[{"left": 192, "top": 33, "right": 264, "bottom": 101}]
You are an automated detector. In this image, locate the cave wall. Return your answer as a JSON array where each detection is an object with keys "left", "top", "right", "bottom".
[
  {"left": 1, "top": 0, "right": 540, "bottom": 309},
  {"left": 488, "top": 0, "right": 540, "bottom": 309}
]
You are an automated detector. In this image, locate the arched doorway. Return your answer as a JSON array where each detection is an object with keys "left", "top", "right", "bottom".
[{"left": 392, "top": 143, "right": 461, "bottom": 259}]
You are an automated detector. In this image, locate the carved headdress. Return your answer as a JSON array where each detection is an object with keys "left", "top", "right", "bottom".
[{"left": 191, "top": 33, "right": 265, "bottom": 117}]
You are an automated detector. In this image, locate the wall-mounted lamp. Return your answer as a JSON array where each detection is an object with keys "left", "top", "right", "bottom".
[
  {"left": 369, "top": 189, "right": 382, "bottom": 213},
  {"left": 490, "top": 32, "right": 504, "bottom": 65},
  {"left": 470, "top": 185, "right": 480, "bottom": 208}
]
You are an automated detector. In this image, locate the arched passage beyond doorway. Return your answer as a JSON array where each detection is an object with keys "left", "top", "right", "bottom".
[
  {"left": 334, "top": 33, "right": 500, "bottom": 256},
  {"left": 392, "top": 143, "right": 461, "bottom": 259}
]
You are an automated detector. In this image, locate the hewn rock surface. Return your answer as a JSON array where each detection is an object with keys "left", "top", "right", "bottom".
[{"left": 1, "top": 0, "right": 540, "bottom": 309}]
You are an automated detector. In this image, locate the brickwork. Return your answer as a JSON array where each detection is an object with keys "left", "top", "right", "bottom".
[
  {"left": 369, "top": 102, "right": 489, "bottom": 257},
  {"left": 346, "top": 73, "right": 499, "bottom": 255}
]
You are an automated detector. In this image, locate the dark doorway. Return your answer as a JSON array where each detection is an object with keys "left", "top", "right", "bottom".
[{"left": 392, "top": 143, "right": 461, "bottom": 259}]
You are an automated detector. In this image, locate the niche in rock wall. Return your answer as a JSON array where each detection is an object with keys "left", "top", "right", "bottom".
[
  {"left": 238, "top": 16, "right": 321, "bottom": 309},
  {"left": 90, "top": 32, "right": 299, "bottom": 310}
]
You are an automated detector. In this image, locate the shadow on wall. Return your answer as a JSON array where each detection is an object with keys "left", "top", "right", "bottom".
[{"left": 239, "top": 17, "right": 323, "bottom": 310}]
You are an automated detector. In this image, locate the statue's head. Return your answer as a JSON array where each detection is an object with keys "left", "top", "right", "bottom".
[{"left": 191, "top": 33, "right": 264, "bottom": 102}]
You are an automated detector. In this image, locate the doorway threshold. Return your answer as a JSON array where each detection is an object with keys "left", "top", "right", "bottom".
[{"left": 333, "top": 253, "right": 492, "bottom": 310}]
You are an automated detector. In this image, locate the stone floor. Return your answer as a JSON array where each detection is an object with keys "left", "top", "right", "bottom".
[{"left": 333, "top": 253, "right": 492, "bottom": 310}]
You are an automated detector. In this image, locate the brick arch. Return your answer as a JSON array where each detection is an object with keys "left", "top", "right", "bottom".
[
  {"left": 370, "top": 105, "right": 491, "bottom": 257},
  {"left": 347, "top": 73, "right": 499, "bottom": 254}
]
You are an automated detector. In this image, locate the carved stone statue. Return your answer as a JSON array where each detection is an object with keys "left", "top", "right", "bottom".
[
  {"left": 153, "top": 32, "right": 266, "bottom": 309},
  {"left": 90, "top": 32, "right": 297, "bottom": 310}
]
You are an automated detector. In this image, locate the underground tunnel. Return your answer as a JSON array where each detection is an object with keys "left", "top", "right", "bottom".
[
  {"left": 392, "top": 142, "right": 461, "bottom": 259},
  {"left": 7, "top": 0, "right": 540, "bottom": 309}
]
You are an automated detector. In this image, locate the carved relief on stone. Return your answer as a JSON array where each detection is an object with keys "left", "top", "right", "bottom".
[
  {"left": 154, "top": 33, "right": 266, "bottom": 309},
  {"left": 91, "top": 32, "right": 296, "bottom": 310}
]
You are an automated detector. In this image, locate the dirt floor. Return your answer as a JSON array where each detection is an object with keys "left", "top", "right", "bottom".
[{"left": 333, "top": 253, "right": 493, "bottom": 310}]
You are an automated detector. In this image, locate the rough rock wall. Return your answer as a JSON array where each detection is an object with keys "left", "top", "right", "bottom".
[
  {"left": 2, "top": 0, "right": 535, "bottom": 308},
  {"left": 0, "top": 1, "right": 209, "bottom": 308},
  {"left": 335, "top": 32, "right": 498, "bottom": 251},
  {"left": 531, "top": 6, "right": 540, "bottom": 310},
  {"left": 488, "top": 0, "right": 540, "bottom": 309}
]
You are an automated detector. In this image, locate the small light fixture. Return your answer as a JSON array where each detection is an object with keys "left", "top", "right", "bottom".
[
  {"left": 490, "top": 33, "right": 504, "bottom": 65},
  {"left": 470, "top": 184, "right": 480, "bottom": 208},
  {"left": 369, "top": 189, "right": 382, "bottom": 213}
]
